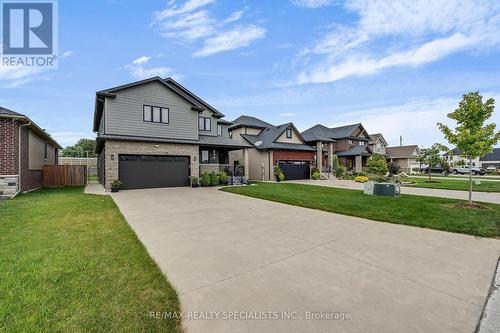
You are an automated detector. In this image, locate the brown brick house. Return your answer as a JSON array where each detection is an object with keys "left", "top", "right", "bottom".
[
  {"left": 301, "top": 123, "right": 373, "bottom": 172},
  {"left": 228, "top": 116, "right": 315, "bottom": 181},
  {"left": 0, "top": 107, "right": 61, "bottom": 198}
]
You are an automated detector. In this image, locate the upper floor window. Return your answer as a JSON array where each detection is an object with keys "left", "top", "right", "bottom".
[
  {"left": 348, "top": 140, "right": 353, "bottom": 144},
  {"left": 44, "top": 142, "right": 48, "bottom": 160},
  {"left": 359, "top": 141, "right": 365, "bottom": 146},
  {"left": 217, "top": 125, "right": 222, "bottom": 136},
  {"left": 229, "top": 131, "right": 233, "bottom": 139},
  {"left": 286, "top": 128, "right": 292, "bottom": 139},
  {"left": 199, "top": 117, "right": 211, "bottom": 131},
  {"left": 143, "top": 105, "right": 169, "bottom": 124}
]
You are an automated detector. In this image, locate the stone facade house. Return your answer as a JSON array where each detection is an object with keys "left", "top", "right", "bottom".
[
  {"left": 301, "top": 123, "right": 373, "bottom": 172},
  {"left": 228, "top": 116, "right": 315, "bottom": 181},
  {"left": 93, "top": 77, "right": 250, "bottom": 190},
  {"left": 0, "top": 107, "right": 61, "bottom": 198}
]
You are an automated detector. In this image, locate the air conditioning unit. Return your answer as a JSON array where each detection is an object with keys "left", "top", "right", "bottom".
[
  {"left": 363, "top": 182, "right": 375, "bottom": 195},
  {"left": 373, "top": 183, "right": 401, "bottom": 197}
]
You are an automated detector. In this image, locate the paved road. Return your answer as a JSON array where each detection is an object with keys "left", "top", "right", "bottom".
[
  {"left": 290, "top": 179, "right": 500, "bottom": 204},
  {"left": 111, "top": 187, "right": 500, "bottom": 333}
]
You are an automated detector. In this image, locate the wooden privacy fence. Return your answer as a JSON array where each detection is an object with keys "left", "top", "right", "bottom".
[{"left": 43, "top": 165, "right": 87, "bottom": 187}]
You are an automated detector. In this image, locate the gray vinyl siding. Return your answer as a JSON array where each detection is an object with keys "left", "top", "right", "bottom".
[
  {"left": 198, "top": 109, "right": 217, "bottom": 137},
  {"left": 219, "top": 124, "right": 230, "bottom": 138},
  {"left": 98, "top": 111, "right": 104, "bottom": 135},
  {"left": 104, "top": 81, "right": 199, "bottom": 140}
]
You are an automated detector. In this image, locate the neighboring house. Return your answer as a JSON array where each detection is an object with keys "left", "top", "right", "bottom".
[
  {"left": 228, "top": 116, "right": 315, "bottom": 181},
  {"left": 93, "top": 77, "right": 251, "bottom": 190},
  {"left": 0, "top": 107, "right": 61, "bottom": 198},
  {"left": 301, "top": 123, "right": 373, "bottom": 172},
  {"left": 368, "top": 133, "right": 388, "bottom": 155},
  {"left": 480, "top": 148, "right": 500, "bottom": 169},
  {"left": 444, "top": 148, "right": 481, "bottom": 167},
  {"left": 386, "top": 145, "right": 421, "bottom": 173}
]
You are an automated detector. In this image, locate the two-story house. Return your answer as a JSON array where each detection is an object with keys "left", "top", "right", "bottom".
[
  {"left": 228, "top": 116, "right": 315, "bottom": 181},
  {"left": 301, "top": 123, "right": 373, "bottom": 172},
  {"left": 368, "top": 133, "right": 388, "bottom": 156},
  {"left": 0, "top": 107, "right": 61, "bottom": 198},
  {"left": 93, "top": 77, "right": 251, "bottom": 190},
  {"left": 386, "top": 145, "right": 421, "bottom": 173}
]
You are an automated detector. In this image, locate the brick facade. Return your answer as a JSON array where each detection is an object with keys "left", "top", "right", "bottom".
[
  {"left": 273, "top": 150, "right": 315, "bottom": 164},
  {"left": 0, "top": 118, "right": 19, "bottom": 175},
  {"left": 103, "top": 140, "right": 199, "bottom": 190}
]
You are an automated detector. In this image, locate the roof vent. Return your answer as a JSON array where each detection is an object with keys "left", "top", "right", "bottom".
[{"left": 255, "top": 141, "right": 262, "bottom": 147}]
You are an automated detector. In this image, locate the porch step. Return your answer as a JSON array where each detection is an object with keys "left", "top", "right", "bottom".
[{"left": 320, "top": 172, "right": 330, "bottom": 180}]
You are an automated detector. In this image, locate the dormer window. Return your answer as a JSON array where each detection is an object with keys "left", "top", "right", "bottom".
[
  {"left": 286, "top": 128, "right": 292, "bottom": 139},
  {"left": 359, "top": 141, "right": 364, "bottom": 146}
]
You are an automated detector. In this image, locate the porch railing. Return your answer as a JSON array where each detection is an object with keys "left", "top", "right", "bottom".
[{"left": 223, "top": 165, "right": 246, "bottom": 185}]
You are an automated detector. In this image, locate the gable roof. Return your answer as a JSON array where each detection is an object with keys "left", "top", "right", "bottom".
[
  {"left": 443, "top": 147, "right": 463, "bottom": 157},
  {"left": 480, "top": 148, "right": 500, "bottom": 161},
  {"left": 337, "top": 145, "right": 373, "bottom": 157},
  {"left": 93, "top": 76, "right": 224, "bottom": 132},
  {"left": 239, "top": 119, "right": 314, "bottom": 151},
  {"left": 301, "top": 123, "right": 369, "bottom": 143},
  {"left": 369, "top": 133, "right": 387, "bottom": 146},
  {"left": 229, "top": 115, "right": 273, "bottom": 130},
  {"left": 386, "top": 145, "right": 420, "bottom": 159},
  {"left": 0, "top": 106, "right": 61, "bottom": 148}
]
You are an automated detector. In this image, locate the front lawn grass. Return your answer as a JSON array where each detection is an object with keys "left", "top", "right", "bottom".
[
  {"left": 0, "top": 187, "right": 181, "bottom": 333},
  {"left": 404, "top": 177, "right": 500, "bottom": 192},
  {"left": 221, "top": 183, "right": 500, "bottom": 238}
]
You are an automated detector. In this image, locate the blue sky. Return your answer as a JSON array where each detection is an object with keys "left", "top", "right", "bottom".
[{"left": 2, "top": 0, "right": 500, "bottom": 148}]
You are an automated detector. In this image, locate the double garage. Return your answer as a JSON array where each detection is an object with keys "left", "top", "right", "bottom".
[{"left": 119, "top": 154, "right": 190, "bottom": 190}]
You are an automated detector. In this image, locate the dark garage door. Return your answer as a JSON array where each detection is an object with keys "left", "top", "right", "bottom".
[
  {"left": 278, "top": 161, "right": 310, "bottom": 180},
  {"left": 119, "top": 155, "right": 189, "bottom": 190}
]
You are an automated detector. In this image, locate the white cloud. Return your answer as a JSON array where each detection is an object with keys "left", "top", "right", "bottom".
[
  {"left": 291, "top": 0, "right": 334, "bottom": 8},
  {"left": 193, "top": 25, "right": 266, "bottom": 57},
  {"left": 51, "top": 132, "right": 93, "bottom": 148},
  {"left": 61, "top": 50, "right": 74, "bottom": 58},
  {"left": 296, "top": 0, "right": 500, "bottom": 84},
  {"left": 328, "top": 93, "right": 500, "bottom": 147},
  {"left": 152, "top": 1, "right": 265, "bottom": 56},
  {"left": 124, "top": 55, "right": 181, "bottom": 80},
  {"left": 132, "top": 56, "right": 151, "bottom": 65},
  {"left": 0, "top": 65, "right": 43, "bottom": 87},
  {"left": 279, "top": 112, "right": 302, "bottom": 116}
]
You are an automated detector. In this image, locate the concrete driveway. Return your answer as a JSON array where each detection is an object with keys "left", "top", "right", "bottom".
[{"left": 111, "top": 187, "right": 500, "bottom": 333}]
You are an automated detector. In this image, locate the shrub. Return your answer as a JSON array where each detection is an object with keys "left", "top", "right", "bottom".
[
  {"left": 368, "top": 174, "right": 389, "bottom": 183},
  {"left": 189, "top": 176, "right": 199, "bottom": 187},
  {"left": 218, "top": 171, "right": 229, "bottom": 185},
  {"left": 336, "top": 165, "right": 346, "bottom": 178},
  {"left": 366, "top": 154, "right": 388, "bottom": 175},
  {"left": 311, "top": 172, "right": 320, "bottom": 180},
  {"left": 387, "top": 161, "right": 400, "bottom": 176},
  {"left": 200, "top": 172, "right": 211, "bottom": 187},
  {"left": 209, "top": 172, "right": 219, "bottom": 186},
  {"left": 354, "top": 176, "right": 369, "bottom": 183},
  {"left": 311, "top": 167, "right": 319, "bottom": 176},
  {"left": 278, "top": 172, "right": 285, "bottom": 182},
  {"left": 111, "top": 179, "right": 122, "bottom": 189}
]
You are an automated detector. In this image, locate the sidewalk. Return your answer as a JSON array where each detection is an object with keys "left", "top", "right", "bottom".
[
  {"left": 288, "top": 179, "right": 500, "bottom": 204},
  {"left": 84, "top": 181, "right": 109, "bottom": 196}
]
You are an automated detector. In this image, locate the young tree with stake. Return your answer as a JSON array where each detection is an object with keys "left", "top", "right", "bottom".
[
  {"left": 438, "top": 92, "right": 500, "bottom": 204},
  {"left": 417, "top": 144, "right": 448, "bottom": 182}
]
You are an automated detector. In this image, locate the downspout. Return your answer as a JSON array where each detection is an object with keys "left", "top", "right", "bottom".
[{"left": 13, "top": 120, "right": 31, "bottom": 198}]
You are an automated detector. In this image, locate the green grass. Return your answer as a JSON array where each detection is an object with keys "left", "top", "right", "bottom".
[
  {"left": 221, "top": 183, "right": 500, "bottom": 238},
  {"left": 404, "top": 177, "right": 500, "bottom": 192},
  {"left": 0, "top": 187, "right": 181, "bottom": 333},
  {"left": 87, "top": 174, "right": 97, "bottom": 181}
]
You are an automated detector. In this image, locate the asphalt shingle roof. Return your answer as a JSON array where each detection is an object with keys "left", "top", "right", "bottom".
[
  {"left": 0, "top": 106, "right": 24, "bottom": 117},
  {"left": 301, "top": 123, "right": 363, "bottom": 142},
  {"left": 229, "top": 115, "right": 273, "bottom": 130},
  {"left": 480, "top": 148, "right": 500, "bottom": 161},
  {"left": 386, "top": 145, "right": 419, "bottom": 158},
  {"left": 336, "top": 145, "right": 372, "bottom": 157}
]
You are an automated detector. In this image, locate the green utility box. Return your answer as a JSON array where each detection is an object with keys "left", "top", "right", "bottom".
[{"left": 373, "top": 183, "right": 401, "bottom": 197}]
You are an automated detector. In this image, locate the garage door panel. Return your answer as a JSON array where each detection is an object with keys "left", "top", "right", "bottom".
[
  {"left": 278, "top": 161, "right": 310, "bottom": 180},
  {"left": 119, "top": 154, "right": 189, "bottom": 190}
]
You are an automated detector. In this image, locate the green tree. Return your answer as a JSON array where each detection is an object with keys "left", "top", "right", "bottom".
[
  {"left": 366, "top": 154, "right": 388, "bottom": 176},
  {"left": 61, "top": 139, "right": 97, "bottom": 157},
  {"left": 417, "top": 144, "right": 448, "bottom": 182},
  {"left": 438, "top": 92, "right": 500, "bottom": 203}
]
